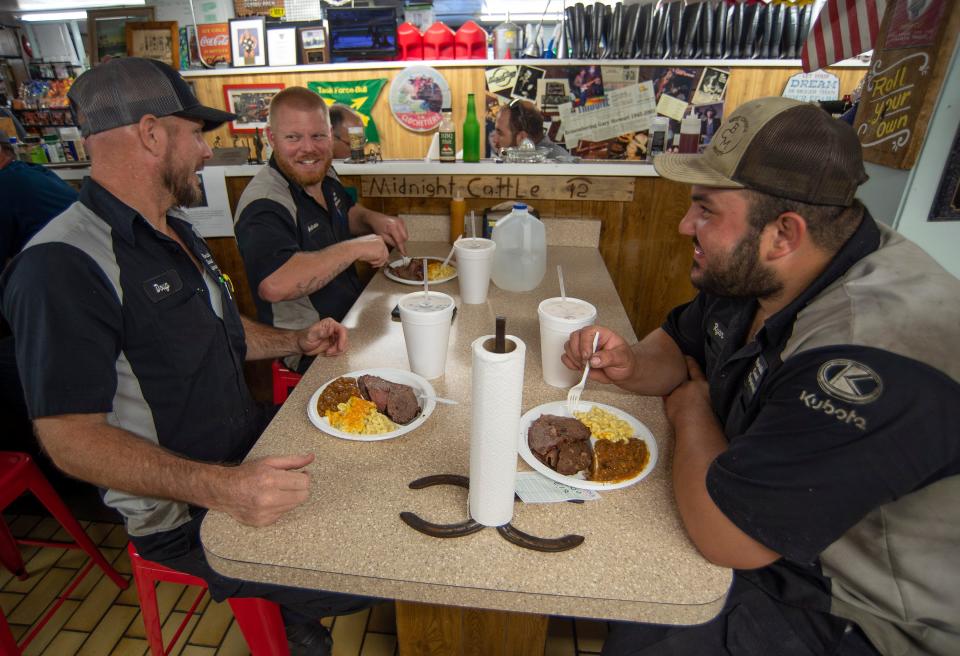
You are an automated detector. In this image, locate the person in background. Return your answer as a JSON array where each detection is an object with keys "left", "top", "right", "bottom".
[
  {"left": 491, "top": 100, "right": 570, "bottom": 160},
  {"left": 0, "top": 58, "right": 371, "bottom": 656},
  {"left": 235, "top": 88, "right": 408, "bottom": 373},
  {"left": 564, "top": 97, "right": 960, "bottom": 656},
  {"left": 0, "top": 131, "right": 78, "bottom": 265},
  {"left": 328, "top": 103, "right": 363, "bottom": 163},
  {"left": 1, "top": 130, "right": 80, "bottom": 454}
]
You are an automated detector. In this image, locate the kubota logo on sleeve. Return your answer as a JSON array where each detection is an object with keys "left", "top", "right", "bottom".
[{"left": 816, "top": 359, "right": 883, "bottom": 404}]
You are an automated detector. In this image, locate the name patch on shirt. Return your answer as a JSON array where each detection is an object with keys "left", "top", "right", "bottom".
[{"left": 142, "top": 270, "right": 183, "bottom": 302}]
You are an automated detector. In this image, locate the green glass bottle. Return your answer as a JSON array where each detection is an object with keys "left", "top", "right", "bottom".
[{"left": 462, "top": 93, "right": 480, "bottom": 162}]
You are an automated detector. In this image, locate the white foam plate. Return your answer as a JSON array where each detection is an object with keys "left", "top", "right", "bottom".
[
  {"left": 383, "top": 256, "right": 457, "bottom": 285},
  {"left": 518, "top": 401, "right": 658, "bottom": 490},
  {"left": 307, "top": 368, "right": 436, "bottom": 441}
]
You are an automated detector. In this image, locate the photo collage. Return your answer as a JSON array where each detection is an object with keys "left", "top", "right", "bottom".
[{"left": 483, "top": 63, "right": 730, "bottom": 160}]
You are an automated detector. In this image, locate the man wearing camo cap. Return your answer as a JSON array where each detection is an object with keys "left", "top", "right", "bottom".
[
  {"left": 0, "top": 57, "right": 370, "bottom": 655},
  {"left": 564, "top": 97, "right": 960, "bottom": 656}
]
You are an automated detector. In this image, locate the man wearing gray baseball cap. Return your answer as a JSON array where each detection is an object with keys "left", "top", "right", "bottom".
[
  {"left": 564, "top": 97, "right": 960, "bottom": 656},
  {"left": 1, "top": 58, "right": 370, "bottom": 655}
]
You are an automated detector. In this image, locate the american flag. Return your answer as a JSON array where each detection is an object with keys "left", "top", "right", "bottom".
[{"left": 802, "top": 0, "right": 888, "bottom": 72}]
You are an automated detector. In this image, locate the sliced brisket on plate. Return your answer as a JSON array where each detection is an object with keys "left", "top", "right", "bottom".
[{"left": 357, "top": 375, "right": 422, "bottom": 425}]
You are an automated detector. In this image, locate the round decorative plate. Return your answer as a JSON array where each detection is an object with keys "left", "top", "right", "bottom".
[
  {"left": 307, "top": 368, "right": 436, "bottom": 441},
  {"left": 383, "top": 256, "right": 457, "bottom": 285},
  {"left": 388, "top": 65, "right": 451, "bottom": 132},
  {"left": 518, "top": 401, "right": 658, "bottom": 490}
]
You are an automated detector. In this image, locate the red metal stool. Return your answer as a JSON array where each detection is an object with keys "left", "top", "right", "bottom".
[
  {"left": 0, "top": 451, "right": 128, "bottom": 652},
  {"left": 272, "top": 360, "right": 303, "bottom": 405},
  {"left": 127, "top": 543, "right": 289, "bottom": 655}
]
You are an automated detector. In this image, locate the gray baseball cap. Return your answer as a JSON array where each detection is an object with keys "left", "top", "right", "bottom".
[
  {"left": 68, "top": 57, "right": 236, "bottom": 136},
  {"left": 654, "top": 97, "right": 868, "bottom": 206}
]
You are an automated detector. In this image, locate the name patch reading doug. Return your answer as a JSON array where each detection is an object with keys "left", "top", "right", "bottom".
[{"left": 143, "top": 270, "right": 183, "bottom": 302}]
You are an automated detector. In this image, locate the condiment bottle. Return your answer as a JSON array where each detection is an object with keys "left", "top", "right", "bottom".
[
  {"left": 438, "top": 107, "right": 456, "bottom": 163},
  {"left": 462, "top": 93, "right": 480, "bottom": 163},
  {"left": 449, "top": 188, "right": 465, "bottom": 243}
]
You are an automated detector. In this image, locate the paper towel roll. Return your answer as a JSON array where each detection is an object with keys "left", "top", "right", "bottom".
[{"left": 469, "top": 334, "right": 526, "bottom": 527}]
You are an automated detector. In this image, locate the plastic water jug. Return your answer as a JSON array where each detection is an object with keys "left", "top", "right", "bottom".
[{"left": 491, "top": 204, "right": 546, "bottom": 292}]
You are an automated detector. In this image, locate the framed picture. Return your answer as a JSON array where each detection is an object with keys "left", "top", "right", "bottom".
[
  {"left": 297, "top": 25, "right": 329, "bottom": 64},
  {"left": 126, "top": 22, "right": 179, "bottom": 67},
  {"left": 223, "top": 83, "right": 284, "bottom": 133},
  {"left": 87, "top": 7, "right": 155, "bottom": 65},
  {"left": 229, "top": 17, "right": 267, "bottom": 67},
  {"left": 266, "top": 26, "right": 297, "bottom": 67}
]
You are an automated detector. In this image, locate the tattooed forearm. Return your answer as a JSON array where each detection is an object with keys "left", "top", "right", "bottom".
[{"left": 293, "top": 260, "right": 351, "bottom": 298}]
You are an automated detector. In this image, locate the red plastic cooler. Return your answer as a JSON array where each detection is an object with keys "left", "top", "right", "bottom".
[
  {"left": 423, "top": 22, "right": 455, "bottom": 60},
  {"left": 396, "top": 22, "right": 423, "bottom": 60},
  {"left": 455, "top": 20, "right": 488, "bottom": 59}
]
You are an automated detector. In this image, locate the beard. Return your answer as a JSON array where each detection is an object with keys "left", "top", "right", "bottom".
[
  {"left": 691, "top": 228, "right": 783, "bottom": 299},
  {"left": 273, "top": 149, "right": 329, "bottom": 187},
  {"left": 162, "top": 147, "right": 203, "bottom": 208}
]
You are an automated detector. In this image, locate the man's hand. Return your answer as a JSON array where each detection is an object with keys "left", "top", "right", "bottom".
[
  {"left": 366, "top": 213, "right": 409, "bottom": 256},
  {"left": 562, "top": 326, "right": 637, "bottom": 385},
  {"left": 664, "top": 356, "right": 711, "bottom": 426},
  {"left": 348, "top": 234, "right": 390, "bottom": 267},
  {"left": 217, "top": 454, "right": 315, "bottom": 527},
  {"left": 297, "top": 317, "right": 348, "bottom": 357}
]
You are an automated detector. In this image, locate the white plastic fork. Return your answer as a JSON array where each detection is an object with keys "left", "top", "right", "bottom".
[{"left": 567, "top": 331, "right": 600, "bottom": 414}]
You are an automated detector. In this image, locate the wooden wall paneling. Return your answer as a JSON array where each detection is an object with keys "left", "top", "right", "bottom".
[
  {"left": 192, "top": 67, "right": 488, "bottom": 161},
  {"left": 194, "top": 65, "right": 868, "bottom": 160},
  {"left": 724, "top": 66, "right": 867, "bottom": 112}
]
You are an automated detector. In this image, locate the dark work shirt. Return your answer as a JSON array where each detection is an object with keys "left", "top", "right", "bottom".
[
  {"left": 0, "top": 180, "right": 264, "bottom": 536},
  {"left": 235, "top": 158, "right": 363, "bottom": 325}
]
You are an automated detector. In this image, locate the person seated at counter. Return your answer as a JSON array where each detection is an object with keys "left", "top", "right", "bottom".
[
  {"left": 563, "top": 97, "right": 960, "bottom": 656},
  {"left": 235, "top": 88, "right": 408, "bottom": 373},
  {"left": 1, "top": 129, "right": 80, "bottom": 469},
  {"left": 491, "top": 99, "right": 570, "bottom": 160},
  {"left": 328, "top": 103, "right": 363, "bottom": 164},
  {"left": 0, "top": 131, "right": 79, "bottom": 265},
  {"left": 0, "top": 58, "right": 371, "bottom": 656}
]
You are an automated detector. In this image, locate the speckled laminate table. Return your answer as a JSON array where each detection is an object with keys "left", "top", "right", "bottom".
[{"left": 201, "top": 242, "right": 731, "bottom": 649}]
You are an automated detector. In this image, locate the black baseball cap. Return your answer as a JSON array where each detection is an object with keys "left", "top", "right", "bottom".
[
  {"left": 654, "top": 97, "right": 868, "bottom": 206},
  {"left": 68, "top": 57, "right": 237, "bottom": 136}
]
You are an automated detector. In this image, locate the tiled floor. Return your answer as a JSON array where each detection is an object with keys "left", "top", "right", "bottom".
[{"left": 2, "top": 514, "right": 607, "bottom": 655}]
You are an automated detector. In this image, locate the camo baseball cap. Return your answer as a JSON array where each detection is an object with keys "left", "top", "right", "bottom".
[
  {"left": 68, "top": 57, "right": 236, "bottom": 136},
  {"left": 654, "top": 97, "right": 868, "bottom": 206}
]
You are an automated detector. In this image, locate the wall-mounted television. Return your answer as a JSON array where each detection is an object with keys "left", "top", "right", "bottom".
[{"left": 327, "top": 7, "right": 398, "bottom": 62}]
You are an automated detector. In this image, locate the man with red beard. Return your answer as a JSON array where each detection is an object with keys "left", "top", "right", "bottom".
[
  {"left": 564, "top": 98, "right": 960, "bottom": 656},
  {"left": 235, "top": 87, "right": 408, "bottom": 372},
  {"left": 0, "top": 58, "right": 370, "bottom": 655}
]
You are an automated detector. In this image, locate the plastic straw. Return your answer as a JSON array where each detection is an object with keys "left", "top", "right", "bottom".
[
  {"left": 557, "top": 265, "right": 566, "bottom": 302},
  {"left": 441, "top": 242, "right": 457, "bottom": 268},
  {"left": 422, "top": 257, "right": 429, "bottom": 300},
  {"left": 469, "top": 210, "right": 476, "bottom": 238}
]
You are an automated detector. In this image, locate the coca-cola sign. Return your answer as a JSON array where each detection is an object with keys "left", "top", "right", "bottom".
[
  {"left": 200, "top": 34, "right": 229, "bottom": 47},
  {"left": 197, "top": 23, "right": 231, "bottom": 64}
]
